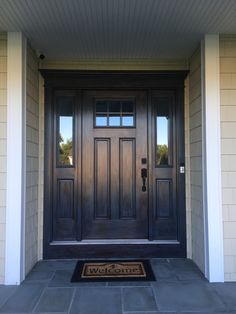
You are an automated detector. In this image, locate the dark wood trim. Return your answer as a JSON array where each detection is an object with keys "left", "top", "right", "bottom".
[
  {"left": 43, "top": 86, "right": 53, "bottom": 255},
  {"left": 45, "top": 243, "right": 186, "bottom": 259},
  {"left": 40, "top": 70, "right": 188, "bottom": 90},
  {"left": 147, "top": 89, "right": 153, "bottom": 241},
  {"left": 176, "top": 86, "right": 187, "bottom": 253},
  {"left": 76, "top": 91, "right": 82, "bottom": 241}
]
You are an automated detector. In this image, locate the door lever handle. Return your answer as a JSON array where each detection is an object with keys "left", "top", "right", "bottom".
[{"left": 141, "top": 168, "right": 147, "bottom": 192}]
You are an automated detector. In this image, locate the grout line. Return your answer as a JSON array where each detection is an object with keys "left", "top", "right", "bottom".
[
  {"left": 151, "top": 284, "right": 160, "bottom": 312},
  {"left": 123, "top": 311, "right": 159, "bottom": 313},
  {"left": 47, "top": 270, "right": 56, "bottom": 287},
  {"left": 0, "top": 286, "right": 18, "bottom": 310},
  {"left": 121, "top": 287, "right": 125, "bottom": 314},
  {"left": 67, "top": 287, "right": 76, "bottom": 314},
  {"left": 31, "top": 285, "right": 47, "bottom": 313}
]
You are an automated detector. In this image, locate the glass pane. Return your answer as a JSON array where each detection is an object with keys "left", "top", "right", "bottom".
[
  {"left": 95, "top": 99, "right": 135, "bottom": 128},
  {"left": 156, "top": 116, "right": 169, "bottom": 165},
  {"left": 59, "top": 116, "right": 73, "bottom": 166},
  {"left": 109, "top": 101, "right": 120, "bottom": 113},
  {"left": 96, "top": 116, "right": 107, "bottom": 126},
  {"left": 122, "top": 101, "right": 133, "bottom": 113},
  {"left": 122, "top": 116, "right": 134, "bottom": 126},
  {"left": 109, "top": 116, "right": 120, "bottom": 126},
  {"left": 96, "top": 101, "right": 107, "bottom": 113}
]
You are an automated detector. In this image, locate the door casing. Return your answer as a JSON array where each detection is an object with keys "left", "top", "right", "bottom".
[{"left": 42, "top": 70, "right": 187, "bottom": 259}]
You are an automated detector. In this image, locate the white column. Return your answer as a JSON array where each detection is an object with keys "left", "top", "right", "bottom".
[
  {"left": 201, "top": 34, "right": 224, "bottom": 282},
  {"left": 5, "top": 32, "right": 26, "bottom": 284}
]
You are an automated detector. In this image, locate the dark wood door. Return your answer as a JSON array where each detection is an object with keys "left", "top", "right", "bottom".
[
  {"left": 82, "top": 91, "right": 148, "bottom": 239},
  {"left": 43, "top": 71, "right": 187, "bottom": 258}
]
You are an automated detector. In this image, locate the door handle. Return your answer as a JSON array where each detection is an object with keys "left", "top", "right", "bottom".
[{"left": 141, "top": 168, "right": 147, "bottom": 192}]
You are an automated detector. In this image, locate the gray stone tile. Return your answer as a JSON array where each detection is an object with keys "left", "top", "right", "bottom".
[
  {"left": 124, "top": 312, "right": 176, "bottom": 314},
  {"left": 151, "top": 260, "right": 177, "bottom": 281},
  {"left": 0, "top": 286, "right": 17, "bottom": 307},
  {"left": 49, "top": 270, "right": 106, "bottom": 287},
  {"left": 24, "top": 271, "right": 54, "bottom": 282},
  {"left": 176, "top": 269, "right": 205, "bottom": 281},
  {"left": 169, "top": 258, "right": 198, "bottom": 270},
  {"left": 108, "top": 281, "right": 150, "bottom": 287},
  {"left": 209, "top": 282, "right": 236, "bottom": 310},
  {"left": 169, "top": 260, "right": 206, "bottom": 282},
  {"left": 152, "top": 282, "right": 226, "bottom": 312},
  {"left": 124, "top": 312, "right": 160, "bottom": 314},
  {"left": 32, "top": 260, "right": 77, "bottom": 272},
  {"left": 69, "top": 287, "right": 122, "bottom": 314},
  {"left": 34, "top": 287, "right": 74, "bottom": 312},
  {"left": 123, "top": 312, "right": 161, "bottom": 314},
  {"left": 0, "top": 283, "right": 44, "bottom": 313},
  {"left": 150, "top": 258, "right": 169, "bottom": 264},
  {"left": 182, "top": 312, "right": 236, "bottom": 314},
  {"left": 122, "top": 287, "right": 157, "bottom": 312}
]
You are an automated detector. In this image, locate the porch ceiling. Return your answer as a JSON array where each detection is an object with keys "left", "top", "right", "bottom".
[{"left": 0, "top": 0, "right": 236, "bottom": 60}]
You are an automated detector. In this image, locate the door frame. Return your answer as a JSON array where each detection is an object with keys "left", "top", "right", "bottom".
[{"left": 41, "top": 70, "right": 188, "bottom": 259}]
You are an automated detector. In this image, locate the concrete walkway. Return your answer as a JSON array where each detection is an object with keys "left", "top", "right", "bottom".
[{"left": 0, "top": 258, "right": 235, "bottom": 313}]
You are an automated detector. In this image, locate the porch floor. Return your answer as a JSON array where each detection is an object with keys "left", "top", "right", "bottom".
[{"left": 0, "top": 259, "right": 236, "bottom": 313}]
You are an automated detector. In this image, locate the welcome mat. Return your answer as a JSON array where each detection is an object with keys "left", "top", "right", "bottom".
[{"left": 71, "top": 260, "right": 156, "bottom": 282}]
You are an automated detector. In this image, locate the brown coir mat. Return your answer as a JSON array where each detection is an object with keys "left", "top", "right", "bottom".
[{"left": 71, "top": 260, "right": 156, "bottom": 282}]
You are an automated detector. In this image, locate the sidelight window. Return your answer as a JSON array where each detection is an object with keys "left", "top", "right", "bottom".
[
  {"left": 95, "top": 100, "right": 135, "bottom": 127},
  {"left": 56, "top": 96, "right": 74, "bottom": 167},
  {"left": 155, "top": 99, "right": 173, "bottom": 167}
]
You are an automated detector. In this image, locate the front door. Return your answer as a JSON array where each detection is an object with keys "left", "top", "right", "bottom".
[
  {"left": 82, "top": 91, "right": 148, "bottom": 239},
  {"left": 43, "top": 71, "right": 186, "bottom": 258}
]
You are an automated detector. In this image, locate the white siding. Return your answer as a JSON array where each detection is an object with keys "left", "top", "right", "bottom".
[
  {"left": 220, "top": 35, "right": 236, "bottom": 281},
  {"left": 25, "top": 43, "right": 39, "bottom": 275},
  {"left": 0, "top": 32, "right": 7, "bottom": 284},
  {"left": 189, "top": 48, "right": 205, "bottom": 273}
]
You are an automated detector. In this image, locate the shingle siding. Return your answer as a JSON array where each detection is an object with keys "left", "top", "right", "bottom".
[
  {"left": 189, "top": 47, "right": 205, "bottom": 273},
  {"left": 0, "top": 32, "right": 7, "bottom": 284},
  {"left": 220, "top": 35, "right": 236, "bottom": 281},
  {"left": 25, "top": 43, "right": 39, "bottom": 275}
]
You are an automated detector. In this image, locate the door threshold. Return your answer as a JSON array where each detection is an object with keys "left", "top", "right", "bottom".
[{"left": 51, "top": 239, "right": 180, "bottom": 245}]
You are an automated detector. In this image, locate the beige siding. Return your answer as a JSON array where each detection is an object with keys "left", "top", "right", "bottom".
[
  {"left": 220, "top": 35, "right": 236, "bottom": 281},
  {"left": 188, "top": 48, "right": 205, "bottom": 273},
  {"left": 0, "top": 33, "right": 7, "bottom": 284},
  {"left": 25, "top": 43, "right": 39, "bottom": 275}
]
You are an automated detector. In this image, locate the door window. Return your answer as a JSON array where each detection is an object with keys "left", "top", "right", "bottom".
[{"left": 95, "top": 100, "right": 135, "bottom": 127}]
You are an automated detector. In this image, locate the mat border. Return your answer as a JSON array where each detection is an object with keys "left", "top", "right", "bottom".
[{"left": 71, "top": 259, "right": 156, "bottom": 282}]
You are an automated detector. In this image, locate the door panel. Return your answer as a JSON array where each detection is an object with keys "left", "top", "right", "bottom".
[
  {"left": 82, "top": 90, "right": 148, "bottom": 239},
  {"left": 94, "top": 138, "right": 111, "bottom": 219},
  {"left": 155, "top": 179, "right": 173, "bottom": 219},
  {"left": 119, "top": 139, "right": 136, "bottom": 218}
]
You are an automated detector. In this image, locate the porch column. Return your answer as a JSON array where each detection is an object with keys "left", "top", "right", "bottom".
[
  {"left": 5, "top": 32, "right": 26, "bottom": 284},
  {"left": 201, "top": 34, "right": 224, "bottom": 282}
]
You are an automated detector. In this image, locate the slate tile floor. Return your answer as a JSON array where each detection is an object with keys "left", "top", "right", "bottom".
[{"left": 0, "top": 259, "right": 236, "bottom": 313}]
